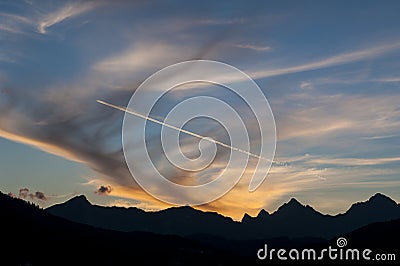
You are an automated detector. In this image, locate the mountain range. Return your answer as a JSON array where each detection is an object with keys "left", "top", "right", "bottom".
[
  {"left": 47, "top": 192, "right": 400, "bottom": 239},
  {"left": 2, "top": 191, "right": 399, "bottom": 265}
]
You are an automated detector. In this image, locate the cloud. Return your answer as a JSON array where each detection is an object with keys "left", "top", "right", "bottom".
[
  {"left": 37, "top": 1, "right": 99, "bottom": 34},
  {"left": 0, "top": 24, "right": 24, "bottom": 35},
  {"left": 29, "top": 191, "right": 47, "bottom": 201},
  {"left": 95, "top": 185, "right": 112, "bottom": 195},
  {"left": 299, "top": 81, "right": 313, "bottom": 90},
  {"left": 93, "top": 42, "right": 190, "bottom": 75},
  {"left": 0, "top": 12, "right": 34, "bottom": 35},
  {"left": 0, "top": 82, "right": 135, "bottom": 189},
  {"left": 250, "top": 41, "right": 400, "bottom": 79},
  {"left": 0, "top": 13, "right": 33, "bottom": 25},
  {"left": 128, "top": 41, "right": 400, "bottom": 89},
  {"left": 16, "top": 188, "right": 48, "bottom": 201},
  {"left": 372, "top": 77, "right": 400, "bottom": 83},
  {"left": 232, "top": 44, "right": 272, "bottom": 51},
  {"left": 197, "top": 18, "right": 246, "bottom": 25},
  {"left": 35, "top": 191, "right": 47, "bottom": 201},
  {"left": 0, "top": 128, "right": 86, "bottom": 164},
  {"left": 19, "top": 188, "right": 29, "bottom": 199},
  {"left": 361, "top": 134, "right": 398, "bottom": 140},
  {"left": 0, "top": 53, "right": 17, "bottom": 63},
  {"left": 274, "top": 93, "right": 400, "bottom": 141},
  {"left": 1, "top": 79, "right": 399, "bottom": 219},
  {"left": 308, "top": 156, "right": 400, "bottom": 167}
]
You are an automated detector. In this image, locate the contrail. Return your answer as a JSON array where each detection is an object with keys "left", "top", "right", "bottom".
[
  {"left": 96, "top": 100, "right": 273, "bottom": 162},
  {"left": 96, "top": 100, "right": 327, "bottom": 189}
]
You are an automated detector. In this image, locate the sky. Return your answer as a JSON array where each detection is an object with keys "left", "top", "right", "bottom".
[{"left": 1, "top": 0, "right": 400, "bottom": 220}]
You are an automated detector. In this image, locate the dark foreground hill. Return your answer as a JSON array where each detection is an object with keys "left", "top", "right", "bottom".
[{"left": 0, "top": 192, "right": 243, "bottom": 266}]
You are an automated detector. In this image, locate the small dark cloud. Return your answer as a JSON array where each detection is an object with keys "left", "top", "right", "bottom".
[
  {"left": 96, "top": 185, "right": 112, "bottom": 195},
  {"left": 34, "top": 191, "right": 47, "bottom": 201},
  {"left": 28, "top": 191, "right": 47, "bottom": 201},
  {"left": 19, "top": 188, "right": 29, "bottom": 199}
]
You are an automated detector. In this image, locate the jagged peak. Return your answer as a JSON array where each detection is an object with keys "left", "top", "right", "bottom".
[
  {"left": 369, "top": 192, "right": 395, "bottom": 203},
  {"left": 241, "top": 213, "right": 252, "bottom": 222},
  {"left": 68, "top": 195, "right": 91, "bottom": 204},
  {"left": 352, "top": 193, "right": 396, "bottom": 206},
  {"left": 344, "top": 193, "right": 397, "bottom": 215},
  {"left": 288, "top": 198, "right": 303, "bottom": 206},
  {"left": 272, "top": 198, "right": 312, "bottom": 216},
  {"left": 241, "top": 210, "right": 269, "bottom": 222},
  {"left": 257, "top": 209, "right": 269, "bottom": 217}
]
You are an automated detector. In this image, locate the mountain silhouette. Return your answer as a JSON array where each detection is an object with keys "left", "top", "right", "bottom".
[
  {"left": 339, "top": 193, "right": 399, "bottom": 224},
  {"left": 47, "top": 193, "right": 400, "bottom": 239},
  {"left": 2, "top": 191, "right": 399, "bottom": 265},
  {"left": 0, "top": 191, "right": 244, "bottom": 266},
  {"left": 48, "top": 196, "right": 241, "bottom": 237}
]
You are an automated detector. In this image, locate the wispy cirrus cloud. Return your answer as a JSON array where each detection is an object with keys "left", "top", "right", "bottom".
[
  {"left": 0, "top": 12, "right": 34, "bottom": 36},
  {"left": 150, "top": 41, "right": 400, "bottom": 86},
  {"left": 0, "top": 23, "right": 24, "bottom": 35},
  {"left": 0, "top": 13, "right": 33, "bottom": 25},
  {"left": 0, "top": 53, "right": 17, "bottom": 63},
  {"left": 232, "top": 44, "right": 272, "bottom": 52},
  {"left": 361, "top": 134, "right": 398, "bottom": 140},
  {"left": 308, "top": 156, "right": 400, "bottom": 167},
  {"left": 275, "top": 93, "right": 400, "bottom": 141},
  {"left": 197, "top": 18, "right": 246, "bottom": 25},
  {"left": 93, "top": 42, "right": 192, "bottom": 76},
  {"left": 1, "top": 2, "right": 100, "bottom": 36},
  {"left": 250, "top": 41, "right": 400, "bottom": 79},
  {"left": 372, "top": 77, "right": 400, "bottom": 83},
  {"left": 37, "top": 1, "right": 100, "bottom": 34}
]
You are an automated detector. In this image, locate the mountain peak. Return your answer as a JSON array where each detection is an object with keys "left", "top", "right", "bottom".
[
  {"left": 369, "top": 193, "right": 395, "bottom": 203},
  {"left": 257, "top": 209, "right": 269, "bottom": 218},
  {"left": 272, "top": 198, "right": 318, "bottom": 217},
  {"left": 288, "top": 198, "right": 302, "bottom": 206},
  {"left": 241, "top": 213, "right": 252, "bottom": 222},
  {"left": 241, "top": 210, "right": 269, "bottom": 222},
  {"left": 358, "top": 193, "right": 397, "bottom": 206},
  {"left": 277, "top": 198, "right": 304, "bottom": 210},
  {"left": 68, "top": 195, "right": 91, "bottom": 205},
  {"left": 345, "top": 193, "right": 398, "bottom": 216}
]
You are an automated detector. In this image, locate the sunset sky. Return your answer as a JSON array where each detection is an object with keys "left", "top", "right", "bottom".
[{"left": 1, "top": 0, "right": 400, "bottom": 220}]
